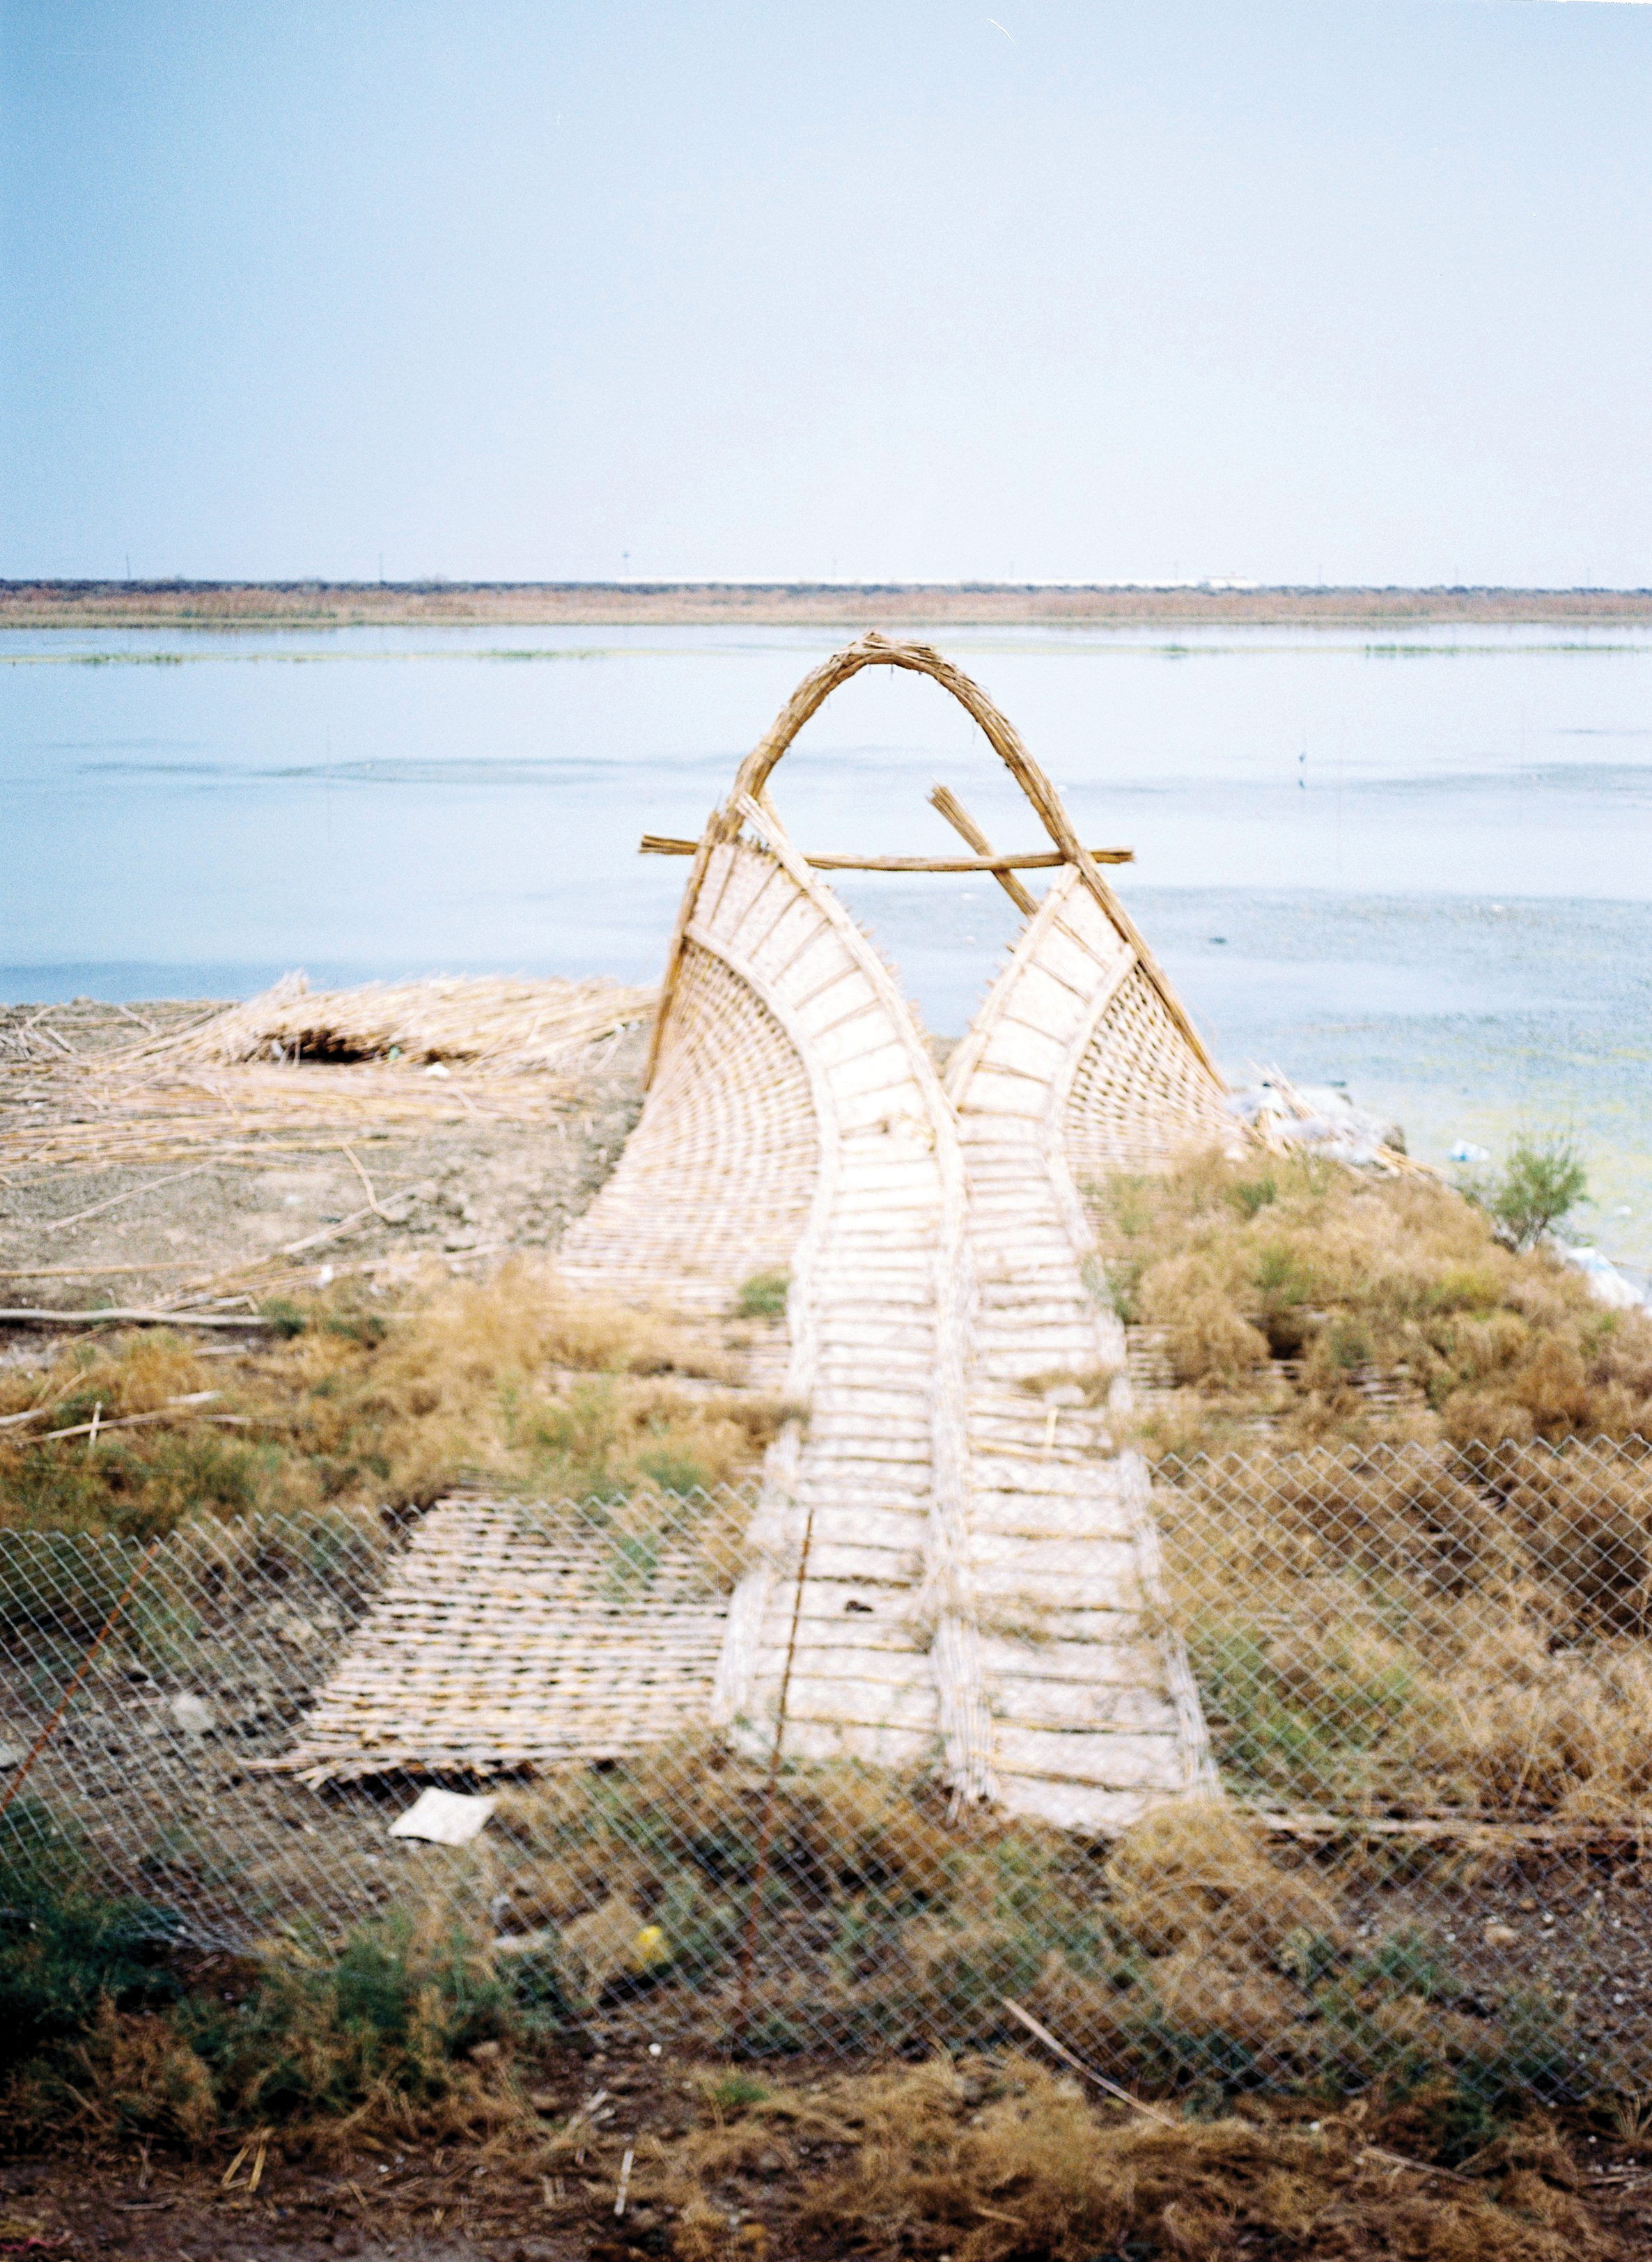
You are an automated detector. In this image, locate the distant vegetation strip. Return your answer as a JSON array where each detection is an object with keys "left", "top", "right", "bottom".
[{"left": 6, "top": 579, "right": 1652, "bottom": 629}]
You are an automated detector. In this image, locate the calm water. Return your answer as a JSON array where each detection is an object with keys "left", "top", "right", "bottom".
[{"left": 6, "top": 622, "right": 1651, "bottom": 1263}]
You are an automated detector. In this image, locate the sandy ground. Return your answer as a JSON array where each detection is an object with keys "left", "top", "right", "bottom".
[
  {"left": 0, "top": 1001, "right": 646, "bottom": 1327},
  {"left": 6, "top": 581, "right": 1652, "bottom": 630}
]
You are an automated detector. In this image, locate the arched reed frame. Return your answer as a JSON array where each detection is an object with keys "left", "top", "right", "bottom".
[{"left": 646, "top": 632, "right": 1218, "bottom": 1086}]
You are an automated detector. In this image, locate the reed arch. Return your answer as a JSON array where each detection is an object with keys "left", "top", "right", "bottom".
[
  {"left": 726, "top": 630, "right": 1082, "bottom": 856},
  {"left": 646, "top": 631, "right": 1217, "bottom": 1087},
  {"left": 554, "top": 632, "right": 1233, "bottom": 1827}
]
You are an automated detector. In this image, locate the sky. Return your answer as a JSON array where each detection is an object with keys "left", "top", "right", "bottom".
[{"left": 3, "top": 1, "right": 1651, "bottom": 587}]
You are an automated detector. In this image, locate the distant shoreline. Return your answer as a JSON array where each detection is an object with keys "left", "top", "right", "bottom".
[{"left": 6, "top": 579, "right": 1652, "bottom": 630}]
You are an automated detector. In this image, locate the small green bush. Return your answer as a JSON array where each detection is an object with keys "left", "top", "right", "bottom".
[
  {"left": 735, "top": 1269, "right": 790, "bottom": 1321},
  {"left": 176, "top": 1915, "right": 515, "bottom": 2119},
  {"left": 706, "top": 2070, "right": 770, "bottom": 2111},
  {"left": 0, "top": 1802, "right": 183, "bottom": 2073},
  {"left": 1478, "top": 1133, "right": 1589, "bottom": 1252}
]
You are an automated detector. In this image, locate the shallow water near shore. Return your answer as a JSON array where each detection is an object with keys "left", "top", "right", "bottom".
[{"left": 5, "top": 621, "right": 1650, "bottom": 1266}]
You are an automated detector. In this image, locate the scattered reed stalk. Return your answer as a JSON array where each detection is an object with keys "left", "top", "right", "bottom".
[
  {"left": 149, "top": 972, "right": 655, "bottom": 1074},
  {"left": 1, "top": 976, "right": 655, "bottom": 1175}
]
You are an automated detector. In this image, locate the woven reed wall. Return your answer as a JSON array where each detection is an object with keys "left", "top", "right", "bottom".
[{"left": 559, "top": 937, "right": 820, "bottom": 1313}]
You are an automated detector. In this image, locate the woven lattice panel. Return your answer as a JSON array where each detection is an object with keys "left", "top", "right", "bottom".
[
  {"left": 1063, "top": 959, "right": 1233, "bottom": 1183},
  {"left": 559, "top": 935, "right": 818, "bottom": 1311},
  {"left": 276, "top": 1497, "right": 736, "bottom": 1783}
]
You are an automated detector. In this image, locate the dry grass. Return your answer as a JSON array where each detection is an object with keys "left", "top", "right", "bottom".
[
  {"left": 1, "top": 1793, "right": 1632, "bottom": 2250},
  {"left": 655, "top": 2056, "right": 1621, "bottom": 2262},
  {"left": 0, "top": 1263, "right": 779, "bottom": 1540},
  {"left": 1159, "top": 1446, "right": 1652, "bottom": 1818},
  {"left": 1100, "top": 1799, "right": 1342, "bottom": 1958},
  {"left": 1093, "top": 1149, "right": 1652, "bottom": 1460},
  {"left": 17, "top": 2030, "right": 1628, "bottom": 2257},
  {"left": 1080, "top": 1150, "right": 1652, "bottom": 1821},
  {"left": 15, "top": 1929, "right": 1623, "bottom": 2261}
]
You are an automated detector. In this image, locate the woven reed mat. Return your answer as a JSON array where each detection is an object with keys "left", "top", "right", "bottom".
[{"left": 271, "top": 1495, "right": 733, "bottom": 1784}]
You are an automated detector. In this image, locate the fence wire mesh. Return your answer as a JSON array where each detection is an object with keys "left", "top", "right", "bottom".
[{"left": 6, "top": 1439, "right": 1652, "bottom": 2100}]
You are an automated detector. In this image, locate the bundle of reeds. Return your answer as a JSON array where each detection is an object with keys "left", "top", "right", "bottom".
[
  {"left": 134, "top": 972, "right": 657, "bottom": 1074},
  {"left": 0, "top": 977, "right": 656, "bottom": 1176}
]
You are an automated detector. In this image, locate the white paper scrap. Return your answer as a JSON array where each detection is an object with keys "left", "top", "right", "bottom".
[{"left": 388, "top": 1787, "right": 497, "bottom": 1846}]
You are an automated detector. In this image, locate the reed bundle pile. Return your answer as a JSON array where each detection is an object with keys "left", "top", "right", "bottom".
[
  {"left": 154, "top": 971, "right": 653, "bottom": 1074},
  {"left": 0, "top": 976, "right": 655, "bottom": 1178}
]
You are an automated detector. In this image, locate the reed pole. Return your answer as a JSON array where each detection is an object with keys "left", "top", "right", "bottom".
[{"left": 732, "top": 1497, "right": 816, "bottom": 2052}]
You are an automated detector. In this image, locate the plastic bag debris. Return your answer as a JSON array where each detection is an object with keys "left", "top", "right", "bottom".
[
  {"left": 1557, "top": 1242, "right": 1650, "bottom": 1313},
  {"left": 1226, "top": 1077, "right": 1405, "bottom": 1169},
  {"left": 388, "top": 1786, "right": 497, "bottom": 1845}
]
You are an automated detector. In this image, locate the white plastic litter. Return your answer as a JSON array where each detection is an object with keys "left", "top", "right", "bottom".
[
  {"left": 1226, "top": 1077, "right": 1405, "bottom": 1169},
  {"left": 492, "top": 1926, "right": 553, "bottom": 1956},
  {"left": 169, "top": 1693, "right": 215, "bottom": 1737},
  {"left": 1449, "top": 1141, "right": 1491, "bottom": 1165},
  {"left": 388, "top": 1786, "right": 497, "bottom": 1846},
  {"left": 1556, "top": 1243, "right": 1649, "bottom": 1313}
]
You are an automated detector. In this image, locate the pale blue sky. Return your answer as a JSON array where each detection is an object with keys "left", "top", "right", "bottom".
[{"left": 4, "top": 1, "right": 1649, "bottom": 585}]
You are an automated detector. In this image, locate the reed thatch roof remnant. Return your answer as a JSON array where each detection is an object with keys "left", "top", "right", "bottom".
[
  {"left": 0, "top": 975, "right": 657, "bottom": 1324},
  {"left": 1, "top": 975, "right": 656, "bottom": 1178}
]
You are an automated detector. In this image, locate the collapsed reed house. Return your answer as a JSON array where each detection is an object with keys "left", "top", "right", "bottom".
[
  {"left": 285, "top": 635, "right": 1237, "bottom": 1828},
  {"left": 558, "top": 633, "right": 1238, "bottom": 1828}
]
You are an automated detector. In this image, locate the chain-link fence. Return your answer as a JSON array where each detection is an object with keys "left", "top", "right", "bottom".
[{"left": 6, "top": 1440, "right": 1652, "bottom": 2099}]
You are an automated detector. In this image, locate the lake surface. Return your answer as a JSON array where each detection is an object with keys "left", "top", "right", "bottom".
[{"left": 5, "top": 621, "right": 1650, "bottom": 1267}]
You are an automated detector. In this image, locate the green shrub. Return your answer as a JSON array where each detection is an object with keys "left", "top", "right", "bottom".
[
  {"left": 735, "top": 1269, "right": 790, "bottom": 1321},
  {"left": 0, "top": 1803, "right": 184, "bottom": 2073},
  {"left": 171, "top": 1914, "right": 517, "bottom": 2122},
  {"left": 0, "top": 1792, "right": 88, "bottom": 1900},
  {"left": 1359, "top": 1924, "right": 1454, "bottom": 2003},
  {"left": 1461, "top": 1133, "right": 1589, "bottom": 1254},
  {"left": 1187, "top": 1617, "right": 1420, "bottom": 1806},
  {"left": 706, "top": 2069, "right": 770, "bottom": 2110}
]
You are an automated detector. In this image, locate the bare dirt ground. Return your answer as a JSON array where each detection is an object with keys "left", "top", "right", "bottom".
[
  {"left": 6, "top": 2056, "right": 1652, "bottom": 2262},
  {"left": 0, "top": 1000, "right": 646, "bottom": 1332},
  {"left": 1, "top": 2138, "right": 584, "bottom": 2261},
  {"left": 5, "top": 580, "right": 1652, "bottom": 631}
]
